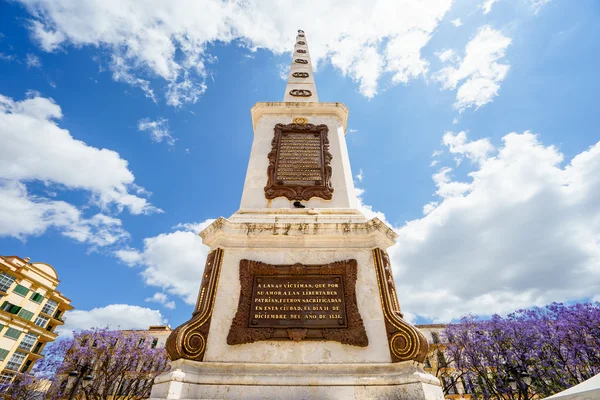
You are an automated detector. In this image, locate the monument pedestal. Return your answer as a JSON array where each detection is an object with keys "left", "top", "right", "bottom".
[
  {"left": 151, "top": 360, "right": 443, "bottom": 400},
  {"left": 151, "top": 30, "right": 444, "bottom": 400}
]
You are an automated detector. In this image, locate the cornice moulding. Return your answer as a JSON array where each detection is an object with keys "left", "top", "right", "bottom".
[
  {"left": 250, "top": 102, "right": 349, "bottom": 133},
  {"left": 199, "top": 216, "right": 397, "bottom": 249}
]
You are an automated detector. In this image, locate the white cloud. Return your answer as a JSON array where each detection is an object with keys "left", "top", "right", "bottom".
[
  {"left": 355, "top": 187, "right": 390, "bottom": 226},
  {"left": 0, "top": 92, "right": 155, "bottom": 245},
  {"left": 355, "top": 169, "right": 364, "bottom": 182},
  {"left": 278, "top": 63, "right": 290, "bottom": 81},
  {"left": 57, "top": 304, "right": 166, "bottom": 337},
  {"left": 146, "top": 292, "right": 176, "bottom": 310},
  {"left": 435, "top": 49, "right": 458, "bottom": 63},
  {"left": 442, "top": 130, "right": 494, "bottom": 164},
  {"left": 138, "top": 118, "right": 175, "bottom": 145},
  {"left": 481, "top": 0, "right": 498, "bottom": 14},
  {"left": 25, "top": 53, "right": 41, "bottom": 68},
  {"left": 451, "top": 18, "right": 462, "bottom": 27},
  {"left": 434, "top": 26, "right": 511, "bottom": 112},
  {"left": 18, "top": 0, "right": 453, "bottom": 101},
  {"left": 529, "top": 0, "right": 551, "bottom": 14},
  {"left": 0, "top": 180, "right": 128, "bottom": 246},
  {"left": 389, "top": 132, "right": 600, "bottom": 322},
  {"left": 115, "top": 220, "right": 214, "bottom": 304},
  {"left": 0, "top": 92, "right": 156, "bottom": 215}
]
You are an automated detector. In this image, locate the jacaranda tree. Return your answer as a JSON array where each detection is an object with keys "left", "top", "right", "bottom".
[
  {"left": 34, "top": 327, "right": 170, "bottom": 400},
  {"left": 440, "top": 302, "right": 600, "bottom": 399}
]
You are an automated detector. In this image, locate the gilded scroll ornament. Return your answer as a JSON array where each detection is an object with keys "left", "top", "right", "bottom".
[
  {"left": 166, "top": 248, "right": 224, "bottom": 361},
  {"left": 298, "top": 29, "right": 304, "bottom": 33},
  {"left": 297, "top": 41, "right": 306, "bottom": 45},
  {"left": 289, "top": 89, "right": 312, "bottom": 97},
  {"left": 293, "top": 117, "right": 308, "bottom": 124},
  {"left": 294, "top": 59, "right": 308, "bottom": 64},
  {"left": 296, "top": 49, "right": 307, "bottom": 53},
  {"left": 372, "top": 248, "right": 428, "bottom": 363},
  {"left": 292, "top": 72, "right": 310, "bottom": 78}
]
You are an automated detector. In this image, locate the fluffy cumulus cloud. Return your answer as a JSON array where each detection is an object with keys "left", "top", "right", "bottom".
[
  {"left": 434, "top": 25, "right": 511, "bottom": 112},
  {"left": 0, "top": 92, "right": 156, "bottom": 244},
  {"left": 115, "top": 220, "right": 214, "bottom": 305},
  {"left": 138, "top": 118, "right": 175, "bottom": 145},
  {"left": 387, "top": 132, "right": 600, "bottom": 322},
  {"left": 57, "top": 304, "right": 166, "bottom": 337},
  {"left": 146, "top": 292, "right": 176, "bottom": 310},
  {"left": 481, "top": 0, "right": 499, "bottom": 14},
  {"left": 17, "top": 0, "right": 453, "bottom": 101}
]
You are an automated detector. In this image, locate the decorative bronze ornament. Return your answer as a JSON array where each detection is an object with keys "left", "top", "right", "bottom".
[
  {"left": 294, "top": 58, "right": 308, "bottom": 64},
  {"left": 265, "top": 123, "right": 333, "bottom": 201},
  {"left": 166, "top": 248, "right": 224, "bottom": 361},
  {"left": 296, "top": 49, "right": 307, "bottom": 53},
  {"left": 298, "top": 34, "right": 305, "bottom": 38},
  {"left": 292, "top": 72, "right": 310, "bottom": 78},
  {"left": 297, "top": 41, "right": 306, "bottom": 45},
  {"left": 298, "top": 29, "right": 304, "bottom": 33},
  {"left": 292, "top": 117, "right": 308, "bottom": 124},
  {"left": 372, "top": 249, "right": 428, "bottom": 363},
  {"left": 227, "top": 259, "right": 368, "bottom": 347},
  {"left": 289, "top": 89, "right": 312, "bottom": 97}
]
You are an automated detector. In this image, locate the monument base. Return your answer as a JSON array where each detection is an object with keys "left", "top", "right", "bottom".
[{"left": 150, "top": 360, "right": 444, "bottom": 400}]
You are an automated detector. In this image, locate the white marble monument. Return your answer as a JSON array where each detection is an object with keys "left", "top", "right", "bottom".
[{"left": 150, "top": 30, "right": 444, "bottom": 400}]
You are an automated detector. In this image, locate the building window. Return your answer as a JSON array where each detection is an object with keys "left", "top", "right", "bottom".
[
  {"left": 33, "top": 342, "right": 44, "bottom": 354},
  {"left": 17, "top": 308, "right": 35, "bottom": 321},
  {"left": 18, "top": 333, "right": 39, "bottom": 351},
  {"left": 13, "top": 284, "right": 30, "bottom": 296},
  {"left": 0, "top": 373, "right": 14, "bottom": 384},
  {"left": 443, "top": 377, "right": 458, "bottom": 394},
  {"left": 30, "top": 292, "right": 44, "bottom": 303},
  {"left": 0, "top": 272, "right": 16, "bottom": 292},
  {"left": 5, "top": 351, "right": 27, "bottom": 370},
  {"left": 1, "top": 301, "right": 22, "bottom": 315},
  {"left": 21, "top": 359, "right": 33, "bottom": 373},
  {"left": 35, "top": 315, "right": 49, "bottom": 328},
  {"left": 138, "top": 338, "right": 146, "bottom": 347},
  {"left": 431, "top": 332, "right": 441, "bottom": 344},
  {"left": 437, "top": 351, "right": 448, "bottom": 368},
  {"left": 41, "top": 299, "right": 58, "bottom": 316},
  {"left": 4, "top": 327, "right": 23, "bottom": 340},
  {"left": 151, "top": 338, "right": 158, "bottom": 348},
  {"left": 424, "top": 357, "right": 432, "bottom": 368},
  {"left": 0, "top": 348, "right": 9, "bottom": 361}
]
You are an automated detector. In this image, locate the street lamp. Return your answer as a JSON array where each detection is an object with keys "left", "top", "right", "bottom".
[
  {"left": 505, "top": 364, "right": 532, "bottom": 399},
  {"left": 67, "top": 363, "right": 93, "bottom": 400}
]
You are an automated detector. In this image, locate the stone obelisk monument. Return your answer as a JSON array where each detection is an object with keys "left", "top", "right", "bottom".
[{"left": 151, "top": 30, "right": 444, "bottom": 400}]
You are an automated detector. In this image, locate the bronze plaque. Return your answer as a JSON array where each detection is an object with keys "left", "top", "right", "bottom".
[
  {"left": 265, "top": 123, "right": 333, "bottom": 201},
  {"left": 249, "top": 275, "right": 347, "bottom": 329},
  {"left": 227, "top": 260, "right": 368, "bottom": 347}
]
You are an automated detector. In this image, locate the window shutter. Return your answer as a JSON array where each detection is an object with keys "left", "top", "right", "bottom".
[
  {"left": 0, "top": 349, "right": 9, "bottom": 361},
  {"left": 4, "top": 328, "right": 22, "bottom": 340},
  {"left": 17, "top": 309, "right": 34, "bottom": 321},
  {"left": 13, "top": 284, "right": 30, "bottom": 296}
]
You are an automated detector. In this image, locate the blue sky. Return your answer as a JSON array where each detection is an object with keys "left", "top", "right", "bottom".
[{"left": 1, "top": 0, "right": 599, "bottom": 331}]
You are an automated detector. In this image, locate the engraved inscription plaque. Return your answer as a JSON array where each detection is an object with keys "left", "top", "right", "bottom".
[
  {"left": 249, "top": 275, "right": 347, "bottom": 329},
  {"left": 265, "top": 123, "right": 333, "bottom": 201},
  {"left": 227, "top": 260, "right": 368, "bottom": 346},
  {"left": 276, "top": 133, "right": 322, "bottom": 184}
]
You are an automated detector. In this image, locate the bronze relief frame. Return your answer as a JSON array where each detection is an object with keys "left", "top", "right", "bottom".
[
  {"left": 264, "top": 123, "right": 333, "bottom": 201},
  {"left": 227, "top": 259, "right": 368, "bottom": 347}
]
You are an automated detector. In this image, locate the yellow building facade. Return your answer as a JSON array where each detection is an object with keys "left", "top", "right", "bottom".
[{"left": 0, "top": 254, "right": 72, "bottom": 383}]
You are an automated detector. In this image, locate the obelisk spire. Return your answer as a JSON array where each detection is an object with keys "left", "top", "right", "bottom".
[{"left": 284, "top": 30, "right": 318, "bottom": 102}]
